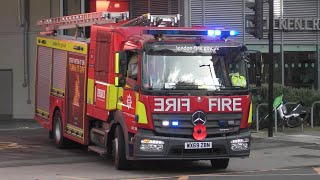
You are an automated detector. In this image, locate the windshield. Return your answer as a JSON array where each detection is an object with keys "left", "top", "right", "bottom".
[{"left": 142, "top": 48, "right": 248, "bottom": 90}]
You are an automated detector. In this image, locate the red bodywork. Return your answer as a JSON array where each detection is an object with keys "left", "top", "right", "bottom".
[
  {"left": 138, "top": 95, "right": 251, "bottom": 130},
  {"left": 35, "top": 23, "right": 251, "bottom": 146}
]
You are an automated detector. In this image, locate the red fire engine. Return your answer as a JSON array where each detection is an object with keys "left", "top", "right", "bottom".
[{"left": 35, "top": 11, "right": 261, "bottom": 170}]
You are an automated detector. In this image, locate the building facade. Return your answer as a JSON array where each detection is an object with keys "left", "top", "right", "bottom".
[
  {"left": 0, "top": 0, "right": 128, "bottom": 120},
  {"left": 130, "top": 0, "right": 320, "bottom": 90},
  {"left": 1, "top": 0, "right": 319, "bottom": 119},
  {"left": 0, "top": 0, "right": 60, "bottom": 120}
]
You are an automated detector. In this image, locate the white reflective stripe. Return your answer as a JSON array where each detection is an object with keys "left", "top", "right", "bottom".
[
  {"left": 94, "top": 86, "right": 97, "bottom": 103},
  {"left": 95, "top": 81, "right": 108, "bottom": 86}
]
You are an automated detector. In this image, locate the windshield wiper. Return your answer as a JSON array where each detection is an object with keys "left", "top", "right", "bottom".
[
  {"left": 206, "top": 86, "right": 248, "bottom": 96},
  {"left": 166, "top": 91, "right": 186, "bottom": 96},
  {"left": 160, "top": 89, "right": 186, "bottom": 96},
  {"left": 161, "top": 84, "right": 199, "bottom": 95},
  {"left": 199, "top": 64, "right": 214, "bottom": 81},
  {"left": 164, "top": 83, "right": 200, "bottom": 90},
  {"left": 174, "top": 84, "right": 199, "bottom": 90},
  {"left": 207, "top": 90, "right": 232, "bottom": 96},
  {"left": 219, "top": 86, "right": 248, "bottom": 90}
]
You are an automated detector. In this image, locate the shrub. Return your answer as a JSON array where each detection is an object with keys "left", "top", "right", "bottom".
[{"left": 256, "top": 83, "right": 320, "bottom": 107}]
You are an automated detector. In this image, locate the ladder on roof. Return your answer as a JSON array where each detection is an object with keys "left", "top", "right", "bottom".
[
  {"left": 37, "top": 11, "right": 181, "bottom": 33},
  {"left": 119, "top": 13, "right": 180, "bottom": 27},
  {"left": 37, "top": 11, "right": 129, "bottom": 32}
]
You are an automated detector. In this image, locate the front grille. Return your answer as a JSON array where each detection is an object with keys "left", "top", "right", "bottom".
[{"left": 153, "top": 113, "right": 242, "bottom": 138}]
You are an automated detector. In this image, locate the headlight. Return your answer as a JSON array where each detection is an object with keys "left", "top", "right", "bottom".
[
  {"left": 140, "top": 139, "right": 164, "bottom": 152},
  {"left": 230, "top": 138, "right": 250, "bottom": 151},
  {"left": 230, "top": 138, "right": 249, "bottom": 144}
]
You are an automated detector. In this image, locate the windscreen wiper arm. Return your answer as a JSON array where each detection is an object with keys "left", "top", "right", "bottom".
[
  {"left": 219, "top": 86, "right": 248, "bottom": 90},
  {"left": 206, "top": 90, "right": 231, "bottom": 96},
  {"left": 174, "top": 84, "right": 199, "bottom": 90},
  {"left": 206, "top": 86, "right": 248, "bottom": 96},
  {"left": 161, "top": 89, "right": 186, "bottom": 96}
]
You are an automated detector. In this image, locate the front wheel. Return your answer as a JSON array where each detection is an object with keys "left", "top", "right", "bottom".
[
  {"left": 113, "top": 125, "right": 130, "bottom": 170},
  {"left": 210, "top": 158, "right": 229, "bottom": 169},
  {"left": 286, "top": 113, "right": 309, "bottom": 128}
]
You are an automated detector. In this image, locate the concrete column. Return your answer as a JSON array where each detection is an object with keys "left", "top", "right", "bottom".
[{"left": 179, "top": 0, "right": 191, "bottom": 27}]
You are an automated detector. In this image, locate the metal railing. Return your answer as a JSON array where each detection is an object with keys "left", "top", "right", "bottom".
[
  {"left": 255, "top": 103, "right": 267, "bottom": 132},
  {"left": 255, "top": 103, "right": 279, "bottom": 133},
  {"left": 310, "top": 101, "right": 320, "bottom": 128}
]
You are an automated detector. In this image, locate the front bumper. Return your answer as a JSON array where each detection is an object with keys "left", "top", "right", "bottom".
[{"left": 129, "top": 130, "right": 251, "bottom": 160}]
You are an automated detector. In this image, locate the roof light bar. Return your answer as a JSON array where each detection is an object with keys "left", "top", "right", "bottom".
[
  {"left": 230, "top": 30, "right": 238, "bottom": 36},
  {"left": 207, "top": 30, "right": 238, "bottom": 37},
  {"left": 144, "top": 29, "right": 238, "bottom": 39},
  {"left": 207, "top": 30, "right": 215, "bottom": 36}
]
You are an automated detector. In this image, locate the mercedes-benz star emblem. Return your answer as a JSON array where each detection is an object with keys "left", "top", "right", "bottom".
[{"left": 192, "top": 111, "right": 207, "bottom": 125}]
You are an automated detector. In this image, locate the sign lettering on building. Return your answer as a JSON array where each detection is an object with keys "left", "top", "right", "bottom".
[{"left": 247, "top": 17, "right": 320, "bottom": 31}]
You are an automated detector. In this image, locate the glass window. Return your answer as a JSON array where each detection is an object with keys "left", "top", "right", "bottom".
[
  {"left": 142, "top": 54, "right": 222, "bottom": 90},
  {"left": 247, "top": 52, "right": 261, "bottom": 85},
  {"left": 260, "top": 53, "right": 282, "bottom": 84},
  {"left": 63, "top": 0, "right": 81, "bottom": 36},
  {"left": 142, "top": 46, "right": 249, "bottom": 90},
  {"left": 284, "top": 51, "right": 317, "bottom": 89}
]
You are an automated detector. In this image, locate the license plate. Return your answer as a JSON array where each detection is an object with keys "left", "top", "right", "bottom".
[{"left": 184, "top": 142, "right": 212, "bottom": 149}]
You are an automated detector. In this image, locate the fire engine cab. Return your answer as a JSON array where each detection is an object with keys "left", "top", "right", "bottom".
[{"left": 35, "top": 11, "right": 261, "bottom": 170}]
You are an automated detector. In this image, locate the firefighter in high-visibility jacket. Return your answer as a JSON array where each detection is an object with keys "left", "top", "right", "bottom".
[{"left": 230, "top": 72, "right": 247, "bottom": 87}]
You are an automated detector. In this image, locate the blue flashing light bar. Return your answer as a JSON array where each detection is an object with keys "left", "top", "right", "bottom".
[
  {"left": 215, "top": 30, "right": 222, "bottom": 36},
  {"left": 207, "top": 30, "right": 222, "bottom": 36},
  {"left": 144, "top": 29, "right": 238, "bottom": 39},
  {"left": 207, "top": 30, "right": 238, "bottom": 37},
  {"left": 207, "top": 30, "right": 215, "bottom": 36},
  {"left": 230, "top": 30, "right": 239, "bottom": 36},
  {"left": 172, "top": 121, "right": 179, "bottom": 127}
]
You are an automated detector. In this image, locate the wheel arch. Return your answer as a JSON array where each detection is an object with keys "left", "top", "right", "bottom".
[{"left": 106, "top": 110, "right": 130, "bottom": 157}]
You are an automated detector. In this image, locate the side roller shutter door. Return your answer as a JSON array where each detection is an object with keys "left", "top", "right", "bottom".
[
  {"left": 52, "top": 49, "right": 67, "bottom": 96},
  {"left": 36, "top": 46, "right": 51, "bottom": 118}
]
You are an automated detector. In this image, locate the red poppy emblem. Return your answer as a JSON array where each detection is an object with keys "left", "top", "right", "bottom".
[{"left": 193, "top": 124, "right": 207, "bottom": 140}]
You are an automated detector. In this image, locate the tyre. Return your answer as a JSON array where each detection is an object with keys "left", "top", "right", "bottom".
[
  {"left": 287, "top": 113, "right": 309, "bottom": 128},
  {"left": 113, "top": 125, "right": 130, "bottom": 170},
  {"left": 210, "top": 158, "right": 229, "bottom": 169},
  {"left": 53, "top": 110, "right": 68, "bottom": 149}
]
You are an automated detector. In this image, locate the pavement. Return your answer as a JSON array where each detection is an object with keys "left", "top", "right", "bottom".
[
  {"left": 0, "top": 119, "right": 42, "bottom": 131},
  {"left": 252, "top": 126, "right": 320, "bottom": 145}
]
